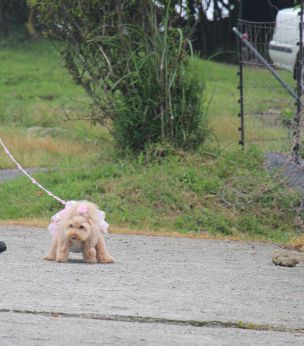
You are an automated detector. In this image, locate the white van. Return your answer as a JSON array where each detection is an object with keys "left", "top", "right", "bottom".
[{"left": 268, "top": 7, "right": 301, "bottom": 78}]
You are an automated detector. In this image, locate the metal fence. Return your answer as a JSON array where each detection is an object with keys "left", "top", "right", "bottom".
[{"left": 235, "top": 3, "right": 304, "bottom": 159}]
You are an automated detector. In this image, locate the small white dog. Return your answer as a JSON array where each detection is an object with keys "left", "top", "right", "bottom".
[{"left": 44, "top": 201, "right": 115, "bottom": 264}]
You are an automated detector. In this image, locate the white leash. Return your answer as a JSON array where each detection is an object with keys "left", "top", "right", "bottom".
[{"left": 0, "top": 137, "right": 66, "bottom": 205}]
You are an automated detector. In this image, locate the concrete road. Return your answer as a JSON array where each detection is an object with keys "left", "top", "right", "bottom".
[
  {"left": 0, "top": 226, "right": 303, "bottom": 345},
  {"left": 0, "top": 169, "right": 48, "bottom": 184}
]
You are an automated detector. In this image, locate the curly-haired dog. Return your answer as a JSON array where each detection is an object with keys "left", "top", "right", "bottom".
[{"left": 44, "top": 201, "right": 114, "bottom": 264}]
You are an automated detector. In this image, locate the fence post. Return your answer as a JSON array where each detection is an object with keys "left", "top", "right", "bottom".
[
  {"left": 237, "top": 26, "right": 245, "bottom": 149},
  {"left": 293, "top": 0, "right": 304, "bottom": 164}
]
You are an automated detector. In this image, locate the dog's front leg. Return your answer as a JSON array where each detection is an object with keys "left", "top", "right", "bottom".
[
  {"left": 56, "top": 238, "right": 70, "bottom": 263},
  {"left": 96, "top": 235, "right": 115, "bottom": 264},
  {"left": 82, "top": 241, "right": 97, "bottom": 264},
  {"left": 43, "top": 236, "right": 58, "bottom": 261}
]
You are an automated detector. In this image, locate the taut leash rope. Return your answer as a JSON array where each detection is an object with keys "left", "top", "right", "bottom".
[{"left": 0, "top": 137, "right": 66, "bottom": 205}]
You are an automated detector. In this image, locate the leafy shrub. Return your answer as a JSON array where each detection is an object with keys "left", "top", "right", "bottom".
[{"left": 28, "top": 0, "right": 208, "bottom": 153}]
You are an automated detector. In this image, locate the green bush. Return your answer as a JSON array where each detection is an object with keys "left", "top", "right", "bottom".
[{"left": 28, "top": 0, "right": 208, "bottom": 153}]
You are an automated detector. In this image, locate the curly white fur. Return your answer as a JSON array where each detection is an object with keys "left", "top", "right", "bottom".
[{"left": 43, "top": 201, "right": 115, "bottom": 264}]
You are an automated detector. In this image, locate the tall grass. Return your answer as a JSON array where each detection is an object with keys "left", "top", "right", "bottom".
[
  {"left": 31, "top": 0, "right": 208, "bottom": 153},
  {"left": 110, "top": 4, "right": 208, "bottom": 152}
]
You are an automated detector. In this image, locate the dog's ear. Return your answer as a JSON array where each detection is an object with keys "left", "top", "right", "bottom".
[
  {"left": 86, "top": 215, "right": 94, "bottom": 225},
  {"left": 83, "top": 203, "right": 99, "bottom": 227}
]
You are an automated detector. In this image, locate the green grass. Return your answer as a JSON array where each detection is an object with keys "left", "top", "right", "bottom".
[
  {"left": 0, "top": 39, "right": 113, "bottom": 169},
  {"left": 0, "top": 40, "right": 88, "bottom": 128},
  {"left": 0, "top": 39, "right": 301, "bottom": 243},
  {"left": 194, "top": 58, "right": 296, "bottom": 151},
  {"left": 0, "top": 147, "right": 299, "bottom": 243}
]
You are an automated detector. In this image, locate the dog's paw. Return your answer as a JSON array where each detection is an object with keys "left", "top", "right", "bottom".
[
  {"left": 98, "top": 255, "right": 115, "bottom": 264},
  {"left": 85, "top": 258, "right": 98, "bottom": 264},
  {"left": 43, "top": 254, "right": 56, "bottom": 261},
  {"left": 56, "top": 257, "right": 68, "bottom": 263}
]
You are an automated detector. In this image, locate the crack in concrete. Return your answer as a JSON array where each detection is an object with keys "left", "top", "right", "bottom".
[{"left": 1, "top": 309, "right": 303, "bottom": 334}]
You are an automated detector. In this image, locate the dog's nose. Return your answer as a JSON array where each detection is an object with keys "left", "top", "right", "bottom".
[{"left": 71, "top": 234, "right": 77, "bottom": 240}]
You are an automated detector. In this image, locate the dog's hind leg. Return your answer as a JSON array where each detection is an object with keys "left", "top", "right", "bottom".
[
  {"left": 43, "top": 236, "right": 58, "bottom": 261},
  {"left": 96, "top": 236, "right": 115, "bottom": 264}
]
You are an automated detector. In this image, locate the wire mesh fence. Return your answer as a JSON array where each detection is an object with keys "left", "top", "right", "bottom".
[
  {"left": 235, "top": 11, "right": 304, "bottom": 231},
  {"left": 237, "top": 15, "right": 302, "bottom": 153}
]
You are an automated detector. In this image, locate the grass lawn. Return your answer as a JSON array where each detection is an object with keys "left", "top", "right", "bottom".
[
  {"left": 0, "top": 39, "right": 301, "bottom": 244},
  {"left": 199, "top": 58, "right": 295, "bottom": 151}
]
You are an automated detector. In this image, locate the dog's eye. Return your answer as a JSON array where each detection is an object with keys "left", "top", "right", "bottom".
[
  {"left": 69, "top": 224, "right": 73, "bottom": 228},
  {"left": 79, "top": 225, "right": 85, "bottom": 229}
]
